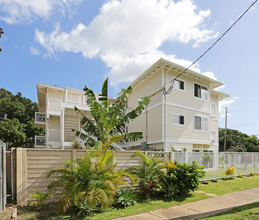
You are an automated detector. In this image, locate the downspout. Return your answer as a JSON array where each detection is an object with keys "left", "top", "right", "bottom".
[
  {"left": 164, "top": 68, "right": 167, "bottom": 151},
  {"left": 162, "top": 67, "right": 165, "bottom": 149}
]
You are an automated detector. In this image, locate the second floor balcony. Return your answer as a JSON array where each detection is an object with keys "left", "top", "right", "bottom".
[
  {"left": 65, "top": 88, "right": 86, "bottom": 105},
  {"left": 35, "top": 136, "right": 46, "bottom": 147},
  {"left": 35, "top": 112, "right": 46, "bottom": 125}
]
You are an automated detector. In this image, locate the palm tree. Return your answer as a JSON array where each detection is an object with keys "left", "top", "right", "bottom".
[
  {"left": 129, "top": 152, "right": 164, "bottom": 199},
  {"left": 74, "top": 78, "right": 150, "bottom": 151},
  {"left": 47, "top": 150, "right": 134, "bottom": 212}
]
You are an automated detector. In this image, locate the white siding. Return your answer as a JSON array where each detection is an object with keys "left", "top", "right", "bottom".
[{"left": 165, "top": 70, "right": 210, "bottom": 112}]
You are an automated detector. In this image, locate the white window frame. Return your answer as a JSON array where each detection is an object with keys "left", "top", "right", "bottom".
[
  {"left": 194, "top": 115, "right": 209, "bottom": 132},
  {"left": 211, "top": 131, "right": 216, "bottom": 142},
  {"left": 172, "top": 113, "right": 185, "bottom": 126},
  {"left": 173, "top": 78, "right": 185, "bottom": 91},
  {"left": 211, "top": 103, "right": 217, "bottom": 116},
  {"left": 193, "top": 83, "right": 209, "bottom": 101}
]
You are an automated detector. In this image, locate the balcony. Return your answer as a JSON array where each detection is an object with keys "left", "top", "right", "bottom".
[
  {"left": 35, "top": 136, "right": 46, "bottom": 148},
  {"left": 34, "top": 112, "right": 46, "bottom": 127},
  {"left": 48, "top": 129, "right": 61, "bottom": 142},
  {"left": 65, "top": 88, "right": 86, "bottom": 105}
]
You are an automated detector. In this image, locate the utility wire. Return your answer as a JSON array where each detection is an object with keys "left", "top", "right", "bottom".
[{"left": 163, "top": 0, "right": 258, "bottom": 95}]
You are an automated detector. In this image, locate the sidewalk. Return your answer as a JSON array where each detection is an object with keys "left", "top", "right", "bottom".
[{"left": 116, "top": 187, "right": 259, "bottom": 220}]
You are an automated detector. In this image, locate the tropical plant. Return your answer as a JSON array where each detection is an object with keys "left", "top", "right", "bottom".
[
  {"left": 72, "top": 139, "right": 81, "bottom": 149},
  {"left": 160, "top": 160, "right": 205, "bottom": 198},
  {"left": 29, "top": 190, "right": 49, "bottom": 210},
  {"left": 128, "top": 152, "right": 164, "bottom": 199},
  {"left": 225, "top": 167, "right": 235, "bottom": 177},
  {"left": 77, "top": 200, "right": 96, "bottom": 217},
  {"left": 73, "top": 78, "right": 150, "bottom": 151},
  {"left": 47, "top": 150, "right": 134, "bottom": 213},
  {"left": 159, "top": 161, "right": 178, "bottom": 198},
  {"left": 114, "top": 188, "right": 137, "bottom": 209}
]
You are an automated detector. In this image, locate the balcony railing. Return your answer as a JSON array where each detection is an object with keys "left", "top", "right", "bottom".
[
  {"left": 48, "top": 129, "right": 61, "bottom": 141},
  {"left": 35, "top": 112, "right": 46, "bottom": 123},
  {"left": 65, "top": 88, "right": 86, "bottom": 105},
  {"left": 35, "top": 136, "right": 46, "bottom": 146}
]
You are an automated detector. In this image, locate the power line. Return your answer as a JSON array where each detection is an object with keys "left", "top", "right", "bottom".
[{"left": 163, "top": 0, "right": 258, "bottom": 95}]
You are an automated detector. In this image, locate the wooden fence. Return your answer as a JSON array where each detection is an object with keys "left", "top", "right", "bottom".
[
  {"left": 13, "top": 149, "right": 259, "bottom": 205},
  {"left": 15, "top": 148, "right": 164, "bottom": 205}
]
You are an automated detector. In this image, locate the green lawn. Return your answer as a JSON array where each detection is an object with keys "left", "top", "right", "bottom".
[
  {"left": 13, "top": 175, "right": 259, "bottom": 220},
  {"left": 199, "top": 174, "right": 259, "bottom": 195},
  {"left": 204, "top": 168, "right": 258, "bottom": 180},
  {"left": 201, "top": 201, "right": 259, "bottom": 220}
]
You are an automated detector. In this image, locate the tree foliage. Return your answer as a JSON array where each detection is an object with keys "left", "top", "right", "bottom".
[
  {"left": 219, "top": 128, "right": 259, "bottom": 152},
  {"left": 0, "top": 88, "right": 44, "bottom": 147},
  {"left": 74, "top": 78, "right": 150, "bottom": 150}
]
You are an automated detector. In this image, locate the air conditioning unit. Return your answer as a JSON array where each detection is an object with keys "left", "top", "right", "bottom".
[{"left": 141, "top": 142, "right": 147, "bottom": 151}]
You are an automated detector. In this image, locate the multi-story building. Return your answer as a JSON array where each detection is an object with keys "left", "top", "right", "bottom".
[
  {"left": 127, "top": 58, "right": 229, "bottom": 152},
  {"left": 35, "top": 58, "right": 229, "bottom": 152},
  {"left": 34, "top": 84, "right": 94, "bottom": 149}
]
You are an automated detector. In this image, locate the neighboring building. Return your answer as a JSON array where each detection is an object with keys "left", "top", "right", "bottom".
[
  {"left": 35, "top": 84, "right": 102, "bottom": 149},
  {"left": 127, "top": 58, "right": 229, "bottom": 152},
  {"left": 35, "top": 58, "right": 229, "bottom": 151},
  {"left": 34, "top": 84, "right": 119, "bottom": 149}
]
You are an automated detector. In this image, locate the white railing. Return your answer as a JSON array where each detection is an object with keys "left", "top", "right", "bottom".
[
  {"left": 34, "top": 112, "right": 46, "bottom": 123},
  {"left": 48, "top": 129, "right": 61, "bottom": 141},
  {"left": 35, "top": 136, "right": 46, "bottom": 146},
  {"left": 65, "top": 88, "right": 86, "bottom": 105},
  {"left": 48, "top": 98, "right": 62, "bottom": 111}
]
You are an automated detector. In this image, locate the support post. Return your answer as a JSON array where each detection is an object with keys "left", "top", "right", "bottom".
[
  {"left": 16, "top": 148, "right": 27, "bottom": 206},
  {"left": 224, "top": 107, "right": 227, "bottom": 152},
  {"left": 2, "top": 144, "right": 6, "bottom": 209}
]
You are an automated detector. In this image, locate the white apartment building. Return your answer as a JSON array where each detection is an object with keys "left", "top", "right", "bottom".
[{"left": 35, "top": 58, "right": 229, "bottom": 152}]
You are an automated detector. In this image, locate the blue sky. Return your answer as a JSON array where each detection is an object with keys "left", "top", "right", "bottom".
[{"left": 0, "top": 0, "right": 259, "bottom": 136}]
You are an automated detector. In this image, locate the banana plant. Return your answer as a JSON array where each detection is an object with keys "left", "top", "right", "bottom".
[{"left": 74, "top": 78, "right": 150, "bottom": 151}]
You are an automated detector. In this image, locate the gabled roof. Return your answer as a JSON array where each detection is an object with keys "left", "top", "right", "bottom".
[{"left": 130, "top": 58, "right": 225, "bottom": 89}]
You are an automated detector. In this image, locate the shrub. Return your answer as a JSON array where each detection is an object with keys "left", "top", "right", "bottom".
[
  {"left": 159, "top": 160, "right": 205, "bottom": 198},
  {"left": 114, "top": 188, "right": 137, "bottom": 209},
  {"left": 72, "top": 139, "right": 81, "bottom": 149},
  {"left": 77, "top": 201, "right": 96, "bottom": 217},
  {"left": 47, "top": 150, "right": 134, "bottom": 213},
  {"left": 29, "top": 190, "right": 49, "bottom": 210},
  {"left": 128, "top": 152, "right": 163, "bottom": 199},
  {"left": 225, "top": 167, "right": 235, "bottom": 176}
]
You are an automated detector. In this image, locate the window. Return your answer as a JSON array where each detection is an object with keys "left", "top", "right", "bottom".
[
  {"left": 194, "top": 116, "right": 208, "bottom": 131},
  {"left": 194, "top": 83, "right": 208, "bottom": 100},
  {"left": 173, "top": 114, "right": 185, "bottom": 126},
  {"left": 211, "top": 131, "right": 216, "bottom": 142},
  {"left": 211, "top": 103, "right": 217, "bottom": 115},
  {"left": 174, "top": 79, "right": 184, "bottom": 90}
]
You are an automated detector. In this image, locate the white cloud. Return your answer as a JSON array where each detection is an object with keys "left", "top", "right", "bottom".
[
  {"left": 106, "top": 50, "right": 201, "bottom": 87},
  {"left": 0, "top": 0, "right": 81, "bottom": 24},
  {"left": 219, "top": 97, "right": 239, "bottom": 118},
  {"left": 30, "top": 47, "right": 40, "bottom": 55},
  {"left": 35, "top": 0, "right": 218, "bottom": 87},
  {"left": 202, "top": 71, "right": 217, "bottom": 80}
]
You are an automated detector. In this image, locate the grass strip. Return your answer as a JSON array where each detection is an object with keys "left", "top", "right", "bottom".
[{"left": 201, "top": 201, "right": 259, "bottom": 220}]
